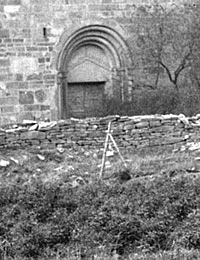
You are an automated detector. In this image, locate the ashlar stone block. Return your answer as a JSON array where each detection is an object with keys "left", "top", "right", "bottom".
[
  {"left": 10, "top": 57, "right": 38, "bottom": 74},
  {"left": 19, "top": 91, "right": 34, "bottom": 104}
]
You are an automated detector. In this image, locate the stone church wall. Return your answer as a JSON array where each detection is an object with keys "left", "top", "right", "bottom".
[{"left": 0, "top": 0, "right": 192, "bottom": 124}]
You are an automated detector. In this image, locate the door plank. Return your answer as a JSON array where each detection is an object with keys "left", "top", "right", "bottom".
[{"left": 67, "top": 82, "right": 104, "bottom": 118}]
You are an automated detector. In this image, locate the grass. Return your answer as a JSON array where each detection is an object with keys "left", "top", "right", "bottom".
[
  {"left": 127, "top": 249, "right": 200, "bottom": 260},
  {"left": 0, "top": 146, "right": 200, "bottom": 259},
  {"left": 108, "top": 148, "right": 195, "bottom": 180},
  {"left": 38, "top": 249, "right": 200, "bottom": 260}
]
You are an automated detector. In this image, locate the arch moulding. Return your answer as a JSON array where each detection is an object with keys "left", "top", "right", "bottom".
[{"left": 55, "top": 22, "right": 133, "bottom": 119}]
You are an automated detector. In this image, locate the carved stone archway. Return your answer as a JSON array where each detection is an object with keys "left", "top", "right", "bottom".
[{"left": 57, "top": 25, "right": 132, "bottom": 119}]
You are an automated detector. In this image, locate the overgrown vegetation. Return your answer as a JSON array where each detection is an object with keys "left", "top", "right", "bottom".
[
  {"left": 103, "top": 85, "right": 200, "bottom": 117},
  {"left": 101, "top": 2, "right": 200, "bottom": 119},
  {"left": 0, "top": 148, "right": 200, "bottom": 259}
]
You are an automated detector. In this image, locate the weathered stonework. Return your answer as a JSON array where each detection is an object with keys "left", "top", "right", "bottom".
[
  {"left": 0, "top": 0, "right": 196, "bottom": 124},
  {"left": 0, "top": 114, "right": 200, "bottom": 151}
]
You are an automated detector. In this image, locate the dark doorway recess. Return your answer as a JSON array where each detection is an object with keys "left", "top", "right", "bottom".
[{"left": 67, "top": 82, "right": 105, "bottom": 118}]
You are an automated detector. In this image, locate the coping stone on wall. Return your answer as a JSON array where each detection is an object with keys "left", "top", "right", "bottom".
[{"left": 0, "top": 114, "right": 200, "bottom": 151}]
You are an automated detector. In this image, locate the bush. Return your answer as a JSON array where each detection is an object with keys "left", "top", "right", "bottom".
[
  {"left": 0, "top": 176, "right": 200, "bottom": 259},
  {"left": 102, "top": 85, "right": 200, "bottom": 117}
]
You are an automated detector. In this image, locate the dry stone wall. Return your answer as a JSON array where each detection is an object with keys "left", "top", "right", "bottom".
[{"left": 1, "top": 114, "right": 200, "bottom": 151}]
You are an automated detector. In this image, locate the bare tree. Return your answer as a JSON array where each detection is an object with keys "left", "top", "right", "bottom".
[{"left": 133, "top": 2, "right": 197, "bottom": 91}]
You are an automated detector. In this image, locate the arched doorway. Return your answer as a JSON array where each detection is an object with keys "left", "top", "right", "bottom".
[{"left": 57, "top": 25, "right": 132, "bottom": 119}]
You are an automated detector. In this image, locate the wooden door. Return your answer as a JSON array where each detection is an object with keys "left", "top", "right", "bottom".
[{"left": 67, "top": 82, "right": 104, "bottom": 118}]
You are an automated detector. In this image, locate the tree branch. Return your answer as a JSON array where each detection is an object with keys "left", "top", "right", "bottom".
[
  {"left": 174, "top": 52, "right": 191, "bottom": 84},
  {"left": 159, "top": 60, "right": 174, "bottom": 83}
]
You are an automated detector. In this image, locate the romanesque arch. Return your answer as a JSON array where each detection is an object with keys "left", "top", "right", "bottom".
[{"left": 57, "top": 24, "right": 132, "bottom": 119}]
